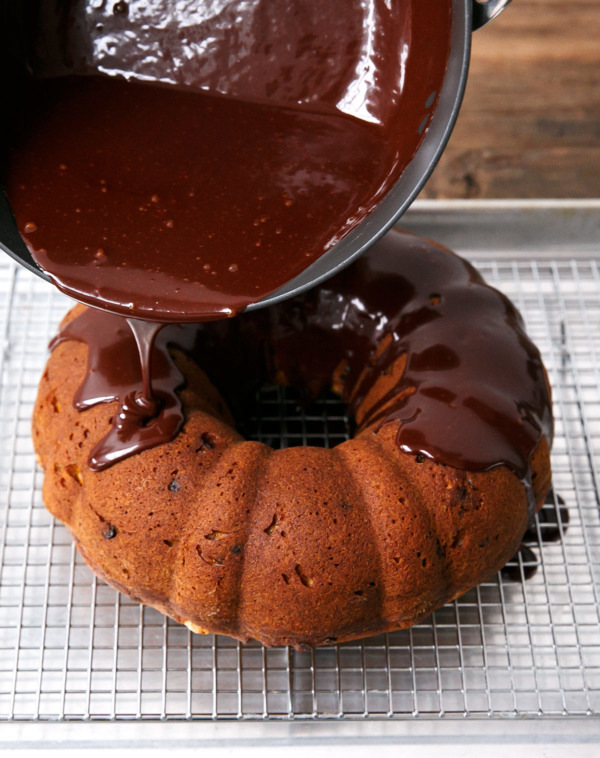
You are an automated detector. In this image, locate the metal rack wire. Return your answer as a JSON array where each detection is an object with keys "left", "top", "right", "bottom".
[{"left": 1, "top": 229, "right": 599, "bottom": 722}]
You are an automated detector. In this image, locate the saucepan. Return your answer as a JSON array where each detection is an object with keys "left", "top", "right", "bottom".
[{"left": 0, "top": 0, "right": 513, "bottom": 312}]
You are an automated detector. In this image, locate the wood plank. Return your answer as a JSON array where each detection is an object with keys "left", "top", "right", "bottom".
[{"left": 423, "top": 0, "right": 600, "bottom": 198}]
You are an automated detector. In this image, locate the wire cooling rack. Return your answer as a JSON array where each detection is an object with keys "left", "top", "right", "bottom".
[{"left": 1, "top": 208, "right": 599, "bottom": 725}]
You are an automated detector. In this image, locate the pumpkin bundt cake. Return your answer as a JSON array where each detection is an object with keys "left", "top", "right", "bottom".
[{"left": 32, "top": 230, "right": 552, "bottom": 649}]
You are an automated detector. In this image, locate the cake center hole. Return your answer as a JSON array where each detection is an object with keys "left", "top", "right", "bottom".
[{"left": 242, "top": 386, "right": 352, "bottom": 449}]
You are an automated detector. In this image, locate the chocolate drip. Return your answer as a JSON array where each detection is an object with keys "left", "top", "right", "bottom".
[
  {"left": 126, "top": 318, "right": 164, "bottom": 415},
  {"left": 502, "top": 544, "right": 539, "bottom": 582},
  {"left": 502, "top": 490, "right": 569, "bottom": 581},
  {"left": 339, "top": 247, "right": 550, "bottom": 483},
  {"left": 51, "top": 310, "right": 192, "bottom": 470},
  {"left": 49, "top": 232, "right": 553, "bottom": 516}
]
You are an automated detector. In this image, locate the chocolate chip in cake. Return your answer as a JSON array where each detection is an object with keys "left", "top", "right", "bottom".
[{"left": 102, "top": 524, "right": 117, "bottom": 540}]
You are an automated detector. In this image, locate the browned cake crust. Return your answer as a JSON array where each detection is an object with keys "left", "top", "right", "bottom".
[{"left": 33, "top": 305, "right": 551, "bottom": 649}]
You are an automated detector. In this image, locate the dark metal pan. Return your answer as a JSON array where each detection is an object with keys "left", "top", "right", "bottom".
[{"left": 0, "top": 0, "right": 513, "bottom": 311}]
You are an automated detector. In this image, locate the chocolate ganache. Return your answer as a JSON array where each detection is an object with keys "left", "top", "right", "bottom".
[
  {"left": 5, "top": 0, "right": 452, "bottom": 321},
  {"left": 48, "top": 231, "right": 553, "bottom": 519}
]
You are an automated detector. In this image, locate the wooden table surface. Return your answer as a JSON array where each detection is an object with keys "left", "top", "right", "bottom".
[{"left": 423, "top": 0, "right": 600, "bottom": 199}]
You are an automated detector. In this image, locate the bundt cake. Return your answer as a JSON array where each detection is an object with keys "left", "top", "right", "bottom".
[{"left": 32, "top": 230, "right": 553, "bottom": 649}]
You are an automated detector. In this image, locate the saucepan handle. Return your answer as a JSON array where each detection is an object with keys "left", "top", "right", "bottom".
[{"left": 472, "top": 0, "right": 514, "bottom": 31}]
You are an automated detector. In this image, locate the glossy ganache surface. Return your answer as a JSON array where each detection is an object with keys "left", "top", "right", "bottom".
[
  {"left": 50, "top": 231, "right": 553, "bottom": 517},
  {"left": 5, "top": 0, "right": 452, "bottom": 321}
]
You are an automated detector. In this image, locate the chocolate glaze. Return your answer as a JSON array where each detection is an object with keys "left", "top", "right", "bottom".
[
  {"left": 5, "top": 1, "right": 452, "bottom": 322},
  {"left": 50, "top": 312, "right": 189, "bottom": 471},
  {"left": 50, "top": 231, "right": 553, "bottom": 522},
  {"left": 31, "top": 0, "right": 426, "bottom": 126},
  {"left": 502, "top": 490, "right": 569, "bottom": 581}
]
